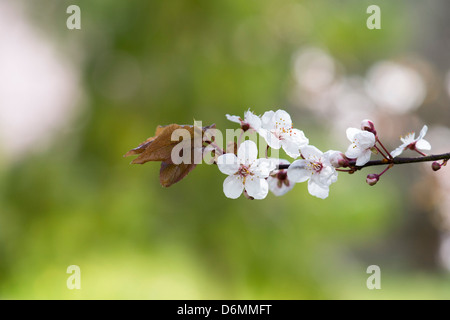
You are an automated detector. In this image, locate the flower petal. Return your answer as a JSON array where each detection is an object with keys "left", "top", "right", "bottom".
[
  {"left": 268, "top": 175, "right": 295, "bottom": 197},
  {"left": 416, "top": 139, "right": 431, "bottom": 150},
  {"left": 357, "top": 131, "right": 376, "bottom": 148},
  {"left": 226, "top": 114, "right": 241, "bottom": 124},
  {"left": 355, "top": 149, "right": 372, "bottom": 166},
  {"left": 251, "top": 158, "right": 277, "bottom": 178},
  {"left": 346, "top": 127, "right": 361, "bottom": 142},
  {"left": 345, "top": 145, "right": 361, "bottom": 159},
  {"left": 263, "top": 130, "right": 282, "bottom": 149},
  {"left": 244, "top": 110, "right": 261, "bottom": 131},
  {"left": 261, "top": 110, "right": 275, "bottom": 129},
  {"left": 281, "top": 139, "right": 301, "bottom": 158},
  {"left": 217, "top": 153, "right": 239, "bottom": 175},
  {"left": 237, "top": 140, "right": 258, "bottom": 165},
  {"left": 266, "top": 158, "right": 290, "bottom": 166},
  {"left": 418, "top": 125, "right": 428, "bottom": 140},
  {"left": 317, "top": 165, "right": 338, "bottom": 185},
  {"left": 289, "top": 129, "right": 309, "bottom": 146},
  {"left": 287, "top": 159, "right": 311, "bottom": 183},
  {"left": 273, "top": 109, "right": 293, "bottom": 129},
  {"left": 390, "top": 145, "right": 405, "bottom": 158},
  {"left": 308, "top": 178, "right": 330, "bottom": 199},
  {"left": 300, "top": 145, "right": 323, "bottom": 160},
  {"left": 223, "top": 175, "right": 244, "bottom": 199},
  {"left": 245, "top": 177, "right": 269, "bottom": 200},
  {"left": 282, "top": 129, "right": 309, "bottom": 158},
  {"left": 401, "top": 133, "right": 415, "bottom": 145}
]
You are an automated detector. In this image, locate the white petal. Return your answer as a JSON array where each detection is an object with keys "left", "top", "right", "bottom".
[
  {"left": 264, "top": 130, "right": 282, "bottom": 149},
  {"left": 355, "top": 150, "right": 372, "bottom": 166},
  {"left": 237, "top": 140, "right": 258, "bottom": 165},
  {"left": 300, "top": 145, "right": 323, "bottom": 160},
  {"left": 226, "top": 114, "right": 241, "bottom": 124},
  {"left": 289, "top": 129, "right": 309, "bottom": 147},
  {"left": 416, "top": 139, "right": 431, "bottom": 150},
  {"left": 261, "top": 111, "right": 275, "bottom": 129},
  {"left": 401, "top": 133, "right": 415, "bottom": 145},
  {"left": 317, "top": 166, "right": 337, "bottom": 185},
  {"left": 308, "top": 179, "right": 329, "bottom": 199},
  {"left": 251, "top": 158, "right": 277, "bottom": 178},
  {"left": 390, "top": 145, "right": 406, "bottom": 158},
  {"left": 282, "top": 130, "right": 309, "bottom": 158},
  {"left": 245, "top": 177, "right": 269, "bottom": 199},
  {"left": 418, "top": 125, "right": 428, "bottom": 140},
  {"left": 346, "top": 127, "right": 361, "bottom": 142},
  {"left": 287, "top": 160, "right": 311, "bottom": 183},
  {"left": 268, "top": 176, "right": 295, "bottom": 197},
  {"left": 345, "top": 145, "right": 361, "bottom": 159},
  {"left": 217, "top": 153, "right": 239, "bottom": 175},
  {"left": 244, "top": 110, "right": 261, "bottom": 130},
  {"left": 223, "top": 175, "right": 244, "bottom": 199},
  {"left": 357, "top": 131, "right": 376, "bottom": 148},
  {"left": 266, "top": 158, "right": 290, "bottom": 166},
  {"left": 281, "top": 140, "right": 301, "bottom": 158},
  {"left": 273, "top": 109, "right": 292, "bottom": 129}
]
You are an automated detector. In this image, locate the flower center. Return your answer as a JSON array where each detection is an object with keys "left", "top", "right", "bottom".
[
  {"left": 237, "top": 165, "right": 252, "bottom": 177},
  {"left": 276, "top": 170, "right": 288, "bottom": 181},
  {"left": 241, "top": 123, "right": 250, "bottom": 132},
  {"left": 308, "top": 161, "right": 323, "bottom": 173},
  {"left": 272, "top": 119, "right": 294, "bottom": 140}
]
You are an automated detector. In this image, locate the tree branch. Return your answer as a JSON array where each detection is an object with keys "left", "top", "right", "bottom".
[{"left": 277, "top": 152, "right": 450, "bottom": 171}]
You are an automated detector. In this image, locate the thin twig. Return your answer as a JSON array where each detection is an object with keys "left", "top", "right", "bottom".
[{"left": 277, "top": 152, "right": 450, "bottom": 170}]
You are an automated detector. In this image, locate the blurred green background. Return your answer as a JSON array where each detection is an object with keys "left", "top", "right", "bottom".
[{"left": 1, "top": 0, "right": 450, "bottom": 299}]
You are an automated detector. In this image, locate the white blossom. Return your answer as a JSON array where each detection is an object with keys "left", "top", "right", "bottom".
[
  {"left": 258, "top": 109, "right": 308, "bottom": 158},
  {"left": 226, "top": 109, "right": 261, "bottom": 132},
  {"left": 390, "top": 125, "right": 431, "bottom": 157},
  {"left": 287, "top": 146, "right": 338, "bottom": 199},
  {"left": 217, "top": 140, "right": 276, "bottom": 199},
  {"left": 267, "top": 159, "right": 295, "bottom": 196},
  {"left": 345, "top": 128, "right": 376, "bottom": 166}
]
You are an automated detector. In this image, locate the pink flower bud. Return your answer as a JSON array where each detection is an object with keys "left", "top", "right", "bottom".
[
  {"left": 366, "top": 173, "right": 379, "bottom": 186},
  {"left": 328, "top": 151, "right": 349, "bottom": 168},
  {"left": 361, "top": 119, "right": 377, "bottom": 135},
  {"left": 432, "top": 161, "right": 441, "bottom": 171}
]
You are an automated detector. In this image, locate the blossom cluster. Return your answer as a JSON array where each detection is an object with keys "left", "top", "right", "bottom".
[
  {"left": 217, "top": 109, "right": 433, "bottom": 200},
  {"left": 125, "top": 109, "right": 442, "bottom": 200}
]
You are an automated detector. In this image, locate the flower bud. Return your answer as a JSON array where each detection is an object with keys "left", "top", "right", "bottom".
[
  {"left": 326, "top": 150, "right": 349, "bottom": 168},
  {"left": 432, "top": 161, "right": 441, "bottom": 171},
  {"left": 361, "top": 119, "right": 377, "bottom": 136},
  {"left": 366, "top": 173, "right": 379, "bottom": 186}
]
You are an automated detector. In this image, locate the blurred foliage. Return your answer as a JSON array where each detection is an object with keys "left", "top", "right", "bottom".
[{"left": 1, "top": 0, "right": 449, "bottom": 299}]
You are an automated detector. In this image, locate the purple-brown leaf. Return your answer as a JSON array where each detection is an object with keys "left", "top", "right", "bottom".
[{"left": 125, "top": 123, "right": 216, "bottom": 187}]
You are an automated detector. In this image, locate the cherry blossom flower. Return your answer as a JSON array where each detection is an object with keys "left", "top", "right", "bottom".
[
  {"left": 390, "top": 125, "right": 431, "bottom": 157},
  {"left": 267, "top": 159, "right": 295, "bottom": 196},
  {"left": 258, "top": 109, "right": 308, "bottom": 158},
  {"left": 287, "top": 146, "right": 338, "bottom": 199},
  {"left": 226, "top": 109, "right": 261, "bottom": 132},
  {"left": 217, "top": 140, "right": 276, "bottom": 199},
  {"left": 345, "top": 128, "right": 376, "bottom": 166}
]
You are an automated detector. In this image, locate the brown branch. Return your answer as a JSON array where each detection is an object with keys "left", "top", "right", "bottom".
[{"left": 277, "top": 152, "right": 450, "bottom": 171}]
